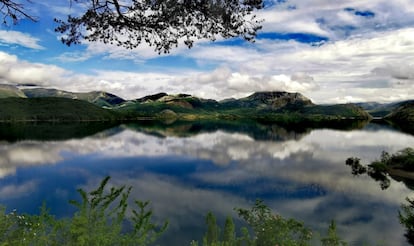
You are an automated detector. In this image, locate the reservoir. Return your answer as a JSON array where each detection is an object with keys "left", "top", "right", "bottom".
[{"left": 0, "top": 121, "right": 413, "bottom": 245}]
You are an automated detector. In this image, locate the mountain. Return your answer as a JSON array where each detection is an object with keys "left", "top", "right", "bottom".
[
  {"left": 355, "top": 100, "right": 414, "bottom": 118},
  {"left": 114, "top": 91, "right": 371, "bottom": 123},
  {"left": 0, "top": 97, "right": 118, "bottom": 122},
  {"left": 299, "top": 104, "right": 371, "bottom": 118},
  {"left": 386, "top": 101, "right": 414, "bottom": 122},
  {"left": 0, "top": 84, "right": 126, "bottom": 107},
  {"left": 0, "top": 84, "right": 380, "bottom": 124},
  {"left": 0, "top": 84, "right": 26, "bottom": 98},
  {"left": 384, "top": 101, "right": 414, "bottom": 133},
  {"left": 220, "top": 91, "right": 313, "bottom": 109},
  {"left": 132, "top": 91, "right": 312, "bottom": 111},
  {"left": 23, "top": 88, "right": 126, "bottom": 107},
  {"left": 134, "top": 93, "right": 220, "bottom": 109},
  {"left": 135, "top": 92, "right": 168, "bottom": 103}
]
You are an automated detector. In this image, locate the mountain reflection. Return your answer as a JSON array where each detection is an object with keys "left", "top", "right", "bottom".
[
  {"left": 0, "top": 121, "right": 413, "bottom": 245},
  {"left": 0, "top": 122, "right": 120, "bottom": 142},
  {"left": 125, "top": 121, "right": 311, "bottom": 142}
]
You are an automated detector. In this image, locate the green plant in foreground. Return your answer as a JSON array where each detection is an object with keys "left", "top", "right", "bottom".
[
  {"left": 0, "top": 176, "right": 168, "bottom": 246},
  {"left": 192, "top": 200, "right": 346, "bottom": 246},
  {"left": 0, "top": 179, "right": 349, "bottom": 246},
  {"left": 320, "top": 221, "right": 347, "bottom": 246},
  {"left": 399, "top": 197, "right": 414, "bottom": 245}
]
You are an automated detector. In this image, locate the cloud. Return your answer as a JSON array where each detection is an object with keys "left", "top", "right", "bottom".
[
  {"left": 259, "top": 0, "right": 414, "bottom": 39},
  {"left": 0, "top": 180, "right": 39, "bottom": 198},
  {"left": 0, "top": 51, "right": 318, "bottom": 100},
  {"left": 0, "top": 51, "right": 68, "bottom": 85},
  {"left": 175, "top": 67, "right": 320, "bottom": 99},
  {"left": 54, "top": 51, "right": 93, "bottom": 63},
  {"left": 0, "top": 31, "right": 44, "bottom": 49},
  {"left": 372, "top": 63, "right": 414, "bottom": 80}
]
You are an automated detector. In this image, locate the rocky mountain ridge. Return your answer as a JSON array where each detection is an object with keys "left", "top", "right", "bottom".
[
  {"left": 0, "top": 84, "right": 315, "bottom": 110},
  {"left": 0, "top": 84, "right": 412, "bottom": 125},
  {"left": 0, "top": 85, "right": 125, "bottom": 107}
]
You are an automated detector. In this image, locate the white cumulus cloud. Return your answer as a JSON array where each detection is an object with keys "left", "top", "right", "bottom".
[{"left": 0, "top": 30, "right": 44, "bottom": 49}]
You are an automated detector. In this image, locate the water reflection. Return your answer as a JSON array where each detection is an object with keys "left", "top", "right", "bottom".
[
  {"left": 0, "top": 121, "right": 413, "bottom": 245},
  {"left": 0, "top": 122, "right": 119, "bottom": 142}
]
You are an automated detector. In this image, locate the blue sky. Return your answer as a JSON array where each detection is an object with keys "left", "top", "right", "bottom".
[{"left": 0, "top": 0, "right": 414, "bottom": 103}]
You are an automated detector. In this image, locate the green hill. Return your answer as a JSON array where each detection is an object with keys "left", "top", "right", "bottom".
[
  {"left": 0, "top": 84, "right": 26, "bottom": 98},
  {"left": 115, "top": 91, "right": 371, "bottom": 123},
  {"left": 0, "top": 97, "right": 118, "bottom": 122},
  {"left": 22, "top": 88, "right": 126, "bottom": 107},
  {"left": 0, "top": 86, "right": 374, "bottom": 125},
  {"left": 356, "top": 100, "right": 414, "bottom": 118},
  {"left": 386, "top": 101, "right": 414, "bottom": 122},
  {"left": 384, "top": 101, "right": 414, "bottom": 133},
  {"left": 299, "top": 104, "right": 371, "bottom": 118},
  {"left": 220, "top": 91, "right": 313, "bottom": 109}
]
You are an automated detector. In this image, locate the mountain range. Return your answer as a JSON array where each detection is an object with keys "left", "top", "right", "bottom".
[{"left": 0, "top": 84, "right": 412, "bottom": 130}]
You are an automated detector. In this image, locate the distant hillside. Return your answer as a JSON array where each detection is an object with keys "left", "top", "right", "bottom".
[
  {"left": 134, "top": 93, "right": 220, "bottom": 110},
  {"left": 0, "top": 85, "right": 379, "bottom": 124},
  {"left": 0, "top": 84, "right": 26, "bottom": 98},
  {"left": 356, "top": 100, "right": 414, "bottom": 118},
  {"left": 299, "top": 104, "right": 371, "bottom": 118},
  {"left": 386, "top": 101, "right": 414, "bottom": 122},
  {"left": 23, "top": 88, "right": 126, "bottom": 107},
  {"left": 135, "top": 92, "right": 169, "bottom": 103},
  {"left": 115, "top": 91, "right": 371, "bottom": 122},
  {"left": 220, "top": 91, "right": 313, "bottom": 109},
  {"left": 0, "top": 98, "right": 118, "bottom": 122},
  {"left": 384, "top": 101, "right": 414, "bottom": 133}
]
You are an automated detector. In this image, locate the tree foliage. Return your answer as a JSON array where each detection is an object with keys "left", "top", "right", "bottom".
[
  {"left": 55, "top": 0, "right": 264, "bottom": 53},
  {"left": 236, "top": 199, "right": 313, "bottom": 246}
]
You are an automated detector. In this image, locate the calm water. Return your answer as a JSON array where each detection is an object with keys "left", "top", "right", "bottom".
[{"left": 0, "top": 121, "right": 413, "bottom": 245}]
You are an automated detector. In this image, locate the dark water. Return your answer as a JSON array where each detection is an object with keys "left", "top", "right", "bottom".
[{"left": 0, "top": 121, "right": 413, "bottom": 245}]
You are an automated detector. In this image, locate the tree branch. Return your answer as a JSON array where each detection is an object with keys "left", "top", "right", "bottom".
[
  {"left": 55, "top": 0, "right": 264, "bottom": 52},
  {"left": 0, "top": 0, "right": 37, "bottom": 24}
]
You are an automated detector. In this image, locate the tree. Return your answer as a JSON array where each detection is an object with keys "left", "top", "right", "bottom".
[
  {"left": 321, "top": 221, "right": 347, "bottom": 246},
  {"left": 204, "top": 211, "right": 220, "bottom": 245},
  {"left": 1, "top": 0, "right": 264, "bottom": 53}
]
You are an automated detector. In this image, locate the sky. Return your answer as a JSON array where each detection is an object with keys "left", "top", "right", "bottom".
[{"left": 0, "top": 0, "right": 414, "bottom": 103}]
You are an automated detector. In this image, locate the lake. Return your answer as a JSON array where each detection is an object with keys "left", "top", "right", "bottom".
[{"left": 0, "top": 121, "right": 413, "bottom": 245}]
